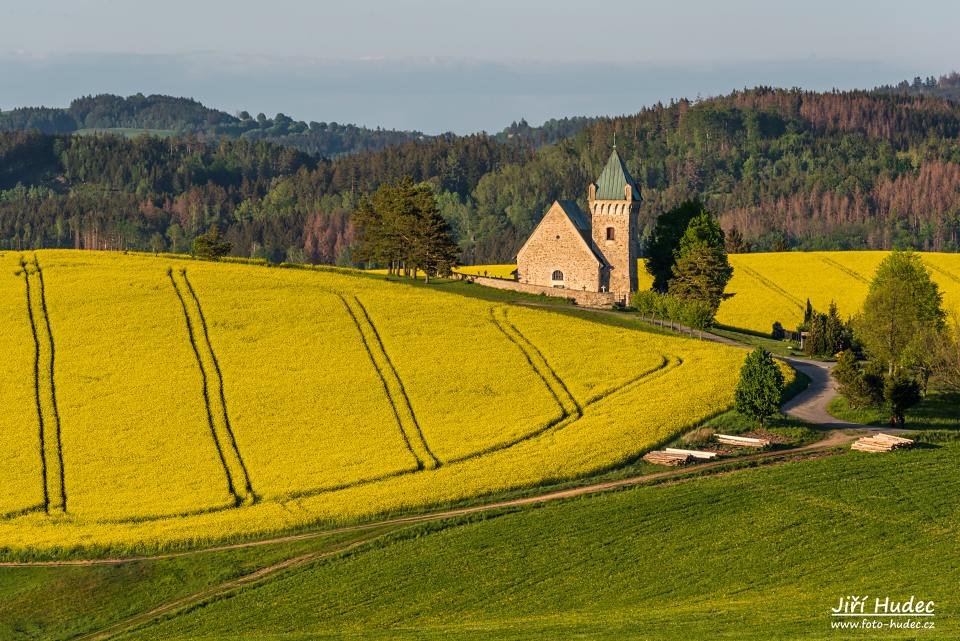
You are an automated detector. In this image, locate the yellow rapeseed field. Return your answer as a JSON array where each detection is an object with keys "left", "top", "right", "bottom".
[
  {"left": 0, "top": 254, "right": 45, "bottom": 516},
  {"left": 454, "top": 264, "right": 517, "bottom": 279},
  {"left": 466, "top": 252, "right": 960, "bottom": 334},
  {"left": 717, "top": 251, "right": 960, "bottom": 333},
  {"left": 0, "top": 250, "right": 746, "bottom": 552}
]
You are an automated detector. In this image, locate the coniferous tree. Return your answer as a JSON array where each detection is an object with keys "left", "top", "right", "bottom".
[
  {"left": 353, "top": 177, "right": 458, "bottom": 281},
  {"left": 192, "top": 225, "right": 232, "bottom": 260},
  {"left": 644, "top": 199, "right": 702, "bottom": 292},
  {"left": 668, "top": 210, "right": 733, "bottom": 312}
]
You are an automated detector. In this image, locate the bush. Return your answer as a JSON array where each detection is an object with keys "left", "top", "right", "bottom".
[
  {"left": 682, "top": 427, "right": 715, "bottom": 446},
  {"left": 192, "top": 226, "right": 233, "bottom": 261},
  {"left": 832, "top": 350, "right": 883, "bottom": 408},
  {"left": 884, "top": 372, "right": 922, "bottom": 428}
]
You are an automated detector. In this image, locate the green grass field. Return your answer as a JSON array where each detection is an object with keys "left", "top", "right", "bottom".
[
  {"left": 828, "top": 390, "right": 960, "bottom": 431},
  {"left": 10, "top": 435, "right": 940, "bottom": 640}
]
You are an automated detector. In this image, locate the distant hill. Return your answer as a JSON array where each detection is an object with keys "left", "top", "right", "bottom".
[
  {"left": 493, "top": 116, "right": 599, "bottom": 146},
  {"left": 0, "top": 93, "right": 429, "bottom": 157},
  {"left": 0, "top": 93, "right": 596, "bottom": 158},
  {"left": 874, "top": 70, "right": 960, "bottom": 102}
]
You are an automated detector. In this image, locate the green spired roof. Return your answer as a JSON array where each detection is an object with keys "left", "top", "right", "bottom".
[{"left": 594, "top": 148, "right": 642, "bottom": 201}]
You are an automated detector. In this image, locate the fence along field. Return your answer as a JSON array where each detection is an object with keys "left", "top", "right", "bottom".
[
  {"left": 458, "top": 251, "right": 960, "bottom": 334},
  {"left": 0, "top": 251, "right": 745, "bottom": 553}
]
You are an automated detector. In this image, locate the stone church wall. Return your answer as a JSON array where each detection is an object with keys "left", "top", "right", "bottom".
[
  {"left": 453, "top": 273, "right": 618, "bottom": 308},
  {"left": 516, "top": 207, "right": 600, "bottom": 293}
]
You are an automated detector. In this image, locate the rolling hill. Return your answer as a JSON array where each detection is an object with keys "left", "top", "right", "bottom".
[
  {"left": 0, "top": 250, "right": 745, "bottom": 553},
  {"left": 459, "top": 251, "right": 960, "bottom": 334},
  {"left": 10, "top": 434, "right": 957, "bottom": 640}
]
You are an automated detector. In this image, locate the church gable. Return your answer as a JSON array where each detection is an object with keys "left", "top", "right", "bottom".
[{"left": 517, "top": 200, "right": 603, "bottom": 293}]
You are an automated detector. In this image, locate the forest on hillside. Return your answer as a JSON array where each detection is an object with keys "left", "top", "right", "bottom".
[
  {"left": 2, "top": 86, "right": 960, "bottom": 265},
  {"left": 0, "top": 94, "right": 596, "bottom": 158},
  {"left": 0, "top": 94, "right": 428, "bottom": 157}
]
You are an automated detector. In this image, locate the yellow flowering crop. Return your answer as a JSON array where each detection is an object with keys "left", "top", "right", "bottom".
[
  {"left": 716, "top": 251, "right": 960, "bottom": 333},
  {"left": 0, "top": 254, "right": 45, "bottom": 516},
  {"left": 468, "top": 252, "right": 960, "bottom": 334},
  {"left": 454, "top": 264, "right": 517, "bottom": 279},
  {"left": 0, "top": 250, "right": 746, "bottom": 552}
]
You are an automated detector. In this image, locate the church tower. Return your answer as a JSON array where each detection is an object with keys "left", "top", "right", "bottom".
[{"left": 588, "top": 147, "right": 641, "bottom": 302}]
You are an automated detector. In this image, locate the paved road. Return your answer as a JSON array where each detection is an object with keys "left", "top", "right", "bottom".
[{"left": 780, "top": 357, "right": 860, "bottom": 427}]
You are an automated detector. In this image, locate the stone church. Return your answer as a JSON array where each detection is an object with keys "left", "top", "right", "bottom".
[{"left": 516, "top": 148, "right": 641, "bottom": 304}]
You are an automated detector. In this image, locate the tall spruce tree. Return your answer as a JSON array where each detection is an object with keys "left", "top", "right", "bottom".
[{"left": 667, "top": 210, "right": 733, "bottom": 312}]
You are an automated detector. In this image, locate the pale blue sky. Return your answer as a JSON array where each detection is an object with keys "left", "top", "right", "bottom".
[{"left": 1, "top": 1, "right": 957, "bottom": 132}]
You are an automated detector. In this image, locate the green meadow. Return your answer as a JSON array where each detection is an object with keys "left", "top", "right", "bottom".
[{"left": 3, "top": 436, "right": 947, "bottom": 640}]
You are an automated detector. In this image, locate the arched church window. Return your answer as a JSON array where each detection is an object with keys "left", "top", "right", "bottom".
[
  {"left": 551, "top": 270, "right": 564, "bottom": 281},
  {"left": 606, "top": 227, "right": 615, "bottom": 240}
]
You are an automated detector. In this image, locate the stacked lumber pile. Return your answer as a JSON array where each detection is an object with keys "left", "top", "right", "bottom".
[
  {"left": 664, "top": 447, "right": 718, "bottom": 460},
  {"left": 715, "top": 434, "right": 770, "bottom": 448},
  {"left": 643, "top": 451, "right": 693, "bottom": 466},
  {"left": 851, "top": 433, "right": 914, "bottom": 453}
]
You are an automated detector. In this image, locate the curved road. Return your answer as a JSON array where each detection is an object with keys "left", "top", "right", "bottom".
[
  {"left": 575, "top": 310, "right": 853, "bottom": 428},
  {"left": 780, "top": 357, "right": 860, "bottom": 427}
]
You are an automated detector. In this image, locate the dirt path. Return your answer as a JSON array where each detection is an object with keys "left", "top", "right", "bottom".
[
  {"left": 35, "top": 429, "right": 861, "bottom": 641},
  {"left": 0, "top": 428, "right": 857, "bottom": 570},
  {"left": 69, "top": 534, "right": 390, "bottom": 641}
]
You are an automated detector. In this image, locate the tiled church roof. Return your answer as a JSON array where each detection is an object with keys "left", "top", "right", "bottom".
[{"left": 594, "top": 148, "right": 642, "bottom": 201}]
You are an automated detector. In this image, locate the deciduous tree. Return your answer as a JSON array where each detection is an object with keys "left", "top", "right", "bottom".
[{"left": 734, "top": 347, "right": 785, "bottom": 428}]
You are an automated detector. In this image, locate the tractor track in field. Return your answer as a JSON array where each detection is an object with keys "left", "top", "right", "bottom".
[
  {"left": 928, "top": 262, "right": 960, "bottom": 285},
  {"left": 67, "top": 532, "right": 398, "bottom": 641},
  {"left": 18, "top": 255, "right": 67, "bottom": 515},
  {"left": 0, "top": 428, "right": 859, "bottom": 569},
  {"left": 19, "top": 258, "right": 50, "bottom": 513},
  {"left": 337, "top": 293, "right": 438, "bottom": 471},
  {"left": 180, "top": 271, "right": 255, "bottom": 501},
  {"left": 168, "top": 269, "right": 252, "bottom": 506},
  {"left": 33, "top": 256, "right": 68, "bottom": 513},
  {"left": 819, "top": 256, "right": 870, "bottom": 284},
  {"left": 737, "top": 264, "right": 806, "bottom": 310},
  {"left": 352, "top": 296, "right": 439, "bottom": 468}
]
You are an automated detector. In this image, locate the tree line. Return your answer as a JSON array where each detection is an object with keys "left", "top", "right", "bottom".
[
  {"left": 4, "top": 87, "right": 960, "bottom": 264},
  {"left": 0, "top": 93, "right": 426, "bottom": 158}
]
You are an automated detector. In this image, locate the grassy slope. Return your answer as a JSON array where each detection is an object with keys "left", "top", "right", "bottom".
[
  {"left": 0, "top": 525, "right": 407, "bottom": 640},
  {"left": 118, "top": 438, "right": 960, "bottom": 641},
  {"left": 828, "top": 390, "right": 960, "bottom": 431}
]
